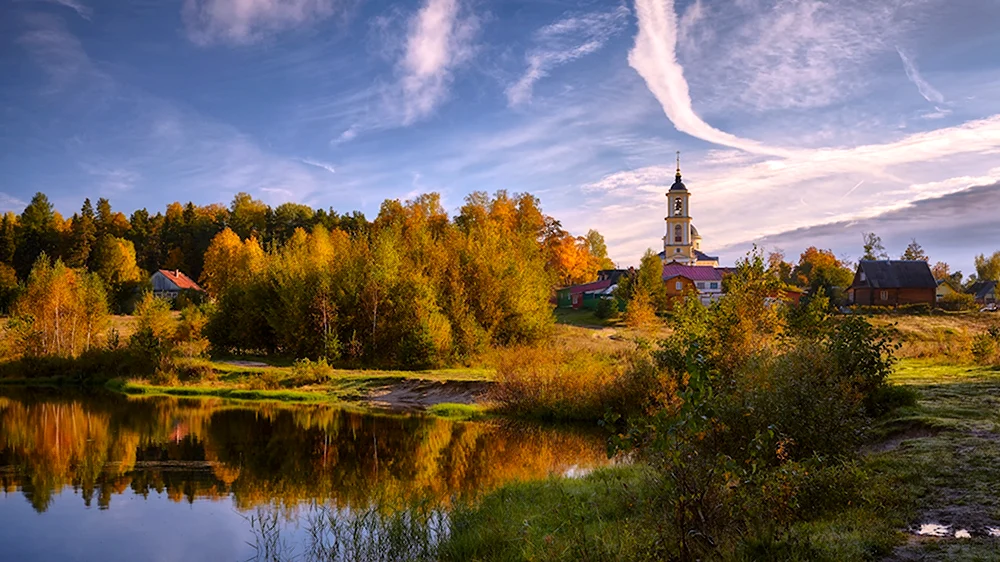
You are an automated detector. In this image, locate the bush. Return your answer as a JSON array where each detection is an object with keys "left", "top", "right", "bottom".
[
  {"left": 594, "top": 297, "right": 620, "bottom": 320},
  {"left": 971, "top": 332, "right": 999, "bottom": 364},
  {"left": 289, "top": 357, "right": 336, "bottom": 385},
  {"left": 938, "top": 292, "right": 977, "bottom": 311}
]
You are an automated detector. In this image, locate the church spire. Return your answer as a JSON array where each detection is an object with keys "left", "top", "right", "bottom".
[{"left": 669, "top": 150, "right": 687, "bottom": 192}]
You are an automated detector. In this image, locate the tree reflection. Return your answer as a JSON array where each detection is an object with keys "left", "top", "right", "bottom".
[{"left": 0, "top": 391, "right": 608, "bottom": 513}]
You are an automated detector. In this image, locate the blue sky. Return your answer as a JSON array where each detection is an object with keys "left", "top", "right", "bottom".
[{"left": 2, "top": 0, "right": 1000, "bottom": 273}]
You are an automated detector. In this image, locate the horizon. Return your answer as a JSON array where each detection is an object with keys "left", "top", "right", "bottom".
[{"left": 2, "top": 0, "right": 998, "bottom": 275}]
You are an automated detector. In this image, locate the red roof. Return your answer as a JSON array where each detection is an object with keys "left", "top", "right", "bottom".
[
  {"left": 662, "top": 264, "right": 723, "bottom": 282},
  {"left": 157, "top": 269, "right": 205, "bottom": 292},
  {"left": 563, "top": 279, "right": 612, "bottom": 295}
]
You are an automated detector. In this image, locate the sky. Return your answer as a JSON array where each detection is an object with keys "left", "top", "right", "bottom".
[{"left": 2, "top": 0, "right": 1000, "bottom": 275}]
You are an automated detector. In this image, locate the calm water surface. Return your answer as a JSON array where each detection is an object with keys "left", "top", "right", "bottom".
[{"left": 0, "top": 390, "right": 608, "bottom": 561}]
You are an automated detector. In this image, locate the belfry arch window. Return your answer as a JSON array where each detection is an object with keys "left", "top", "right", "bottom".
[
  {"left": 674, "top": 224, "right": 682, "bottom": 243},
  {"left": 673, "top": 197, "right": 683, "bottom": 216}
]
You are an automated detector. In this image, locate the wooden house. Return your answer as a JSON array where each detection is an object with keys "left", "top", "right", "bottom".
[
  {"left": 662, "top": 264, "right": 723, "bottom": 306},
  {"left": 935, "top": 278, "right": 963, "bottom": 302},
  {"left": 848, "top": 261, "right": 936, "bottom": 306},
  {"left": 150, "top": 269, "right": 206, "bottom": 299},
  {"left": 967, "top": 280, "right": 997, "bottom": 304}
]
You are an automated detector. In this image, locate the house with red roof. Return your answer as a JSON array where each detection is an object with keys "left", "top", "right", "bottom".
[
  {"left": 662, "top": 264, "right": 723, "bottom": 306},
  {"left": 150, "top": 269, "right": 206, "bottom": 299}
]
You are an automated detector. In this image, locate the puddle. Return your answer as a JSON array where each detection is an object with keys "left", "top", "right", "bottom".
[
  {"left": 955, "top": 529, "right": 971, "bottom": 539},
  {"left": 563, "top": 466, "right": 593, "bottom": 479},
  {"left": 988, "top": 527, "right": 1000, "bottom": 537}
]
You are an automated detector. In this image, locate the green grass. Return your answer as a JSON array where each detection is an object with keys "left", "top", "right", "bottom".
[
  {"left": 109, "top": 379, "right": 333, "bottom": 403},
  {"left": 426, "top": 402, "right": 487, "bottom": 420},
  {"left": 553, "top": 308, "right": 613, "bottom": 328}
]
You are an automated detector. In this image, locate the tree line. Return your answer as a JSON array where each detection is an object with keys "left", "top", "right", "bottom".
[{"left": 1, "top": 190, "right": 615, "bottom": 368}]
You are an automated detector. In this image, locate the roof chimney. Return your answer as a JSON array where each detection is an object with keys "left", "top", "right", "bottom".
[{"left": 175, "top": 269, "right": 180, "bottom": 277}]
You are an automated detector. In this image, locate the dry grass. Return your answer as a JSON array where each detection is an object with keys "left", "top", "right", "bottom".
[{"left": 868, "top": 313, "right": 1000, "bottom": 362}]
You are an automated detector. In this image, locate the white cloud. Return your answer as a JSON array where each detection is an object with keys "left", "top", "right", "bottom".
[
  {"left": 629, "top": 0, "right": 792, "bottom": 156},
  {"left": 506, "top": 5, "right": 630, "bottom": 106},
  {"left": 18, "top": 13, "right": 112, "bottom": 94},
  {"left": 297, "top": 158, "right": 336, "bottom": 175},
  {"left": 396, "top": 0, "right": 478, "bottom": 124},
  {"left": 36, "top": 0, "right": 92, "bottom": 20},
  {"left": 896, "top": 47, "right": 945, "bottom": 104},
  {"left": 583, "top": 116, "right": 1000, "bottom": 264},
  {"left": 181, "top": 0, "right": 344, "bottom": 45},
  {"left": 677, "top": 0, "right": 905, "bottom": 113}
]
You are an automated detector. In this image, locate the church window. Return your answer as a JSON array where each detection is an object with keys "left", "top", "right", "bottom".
[
  {"left": 674, "top": 224, "right": 682, "bottom": 243},
  {"left": 673, "top": 197, "right": 683, "bottom": 216}
]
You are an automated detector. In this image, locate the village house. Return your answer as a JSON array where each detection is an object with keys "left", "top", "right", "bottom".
[
  {"left": 935, "top": 278, "right": 963, "bottom": 302},
  {"left": 662, "top": 264, "right": 723, "bottom": 306},
  {"left": 150, "top": 269, "right": 206, "bottom": 300},
  {"left": 848, "top": 260, "right": 936, "bottom": 306},
  {"left": 967, "top": 280, "right": 997, "bottom": 304},
  {"left": 555, "top": 279, "right": 613, "bottom": 310}
]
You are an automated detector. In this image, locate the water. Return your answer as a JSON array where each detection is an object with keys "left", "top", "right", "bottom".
[{"left": 0, "top": 389, "right": 609, "bottom": 561}]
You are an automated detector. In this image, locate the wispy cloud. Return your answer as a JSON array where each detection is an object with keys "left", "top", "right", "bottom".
[
  {"left": 297, "top": 158, "right": 336, "bottom": 175},
  {"left": 35, "top": 0, "right": 92, "bottom": 20},
  {"left": 181, "top": 0, "right": 346, "bottom": 45},
  {"left": 395, "top": 0, "right": 478, "bottom": 124},
  {"left": 17, "top": 12, "right": 111, "bottom": 94},
  {"left": 896, "top": 47, "right": 945, "bottom": 104},
  {"left": 629, "top": 0, "right": 791, "bottom": 156},
  {"left": 677, "top": 0, "right": 903, "bottom": 113},
  {"left": 506, "top": 5, "right": 630, "bottom": 106}
]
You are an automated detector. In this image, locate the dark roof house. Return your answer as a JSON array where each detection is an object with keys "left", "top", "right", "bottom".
[
  {"left": 967, "top": 280, "right": 997, "bottom": 304},
  {"left": 849, "top": 260, "right": 936, "bottom": 306}
]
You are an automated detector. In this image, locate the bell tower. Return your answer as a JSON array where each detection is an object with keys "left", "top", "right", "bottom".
[{"left": 663, "top": 152, "right": 694, "bottom": 264}]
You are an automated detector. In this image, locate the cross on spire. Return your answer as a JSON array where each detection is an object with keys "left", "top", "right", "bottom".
[{"left": 675, "top": 151, "right": 681, "bottom": 180}]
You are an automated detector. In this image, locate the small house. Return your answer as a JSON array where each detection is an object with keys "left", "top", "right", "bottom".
[
  {"left": 936, "top": 278, "right": 963, "bottom": 302},
  {"left": 967, "top": 280, "right": 997, "bottom": 304},
  {"left": 151, "top": 269, "right": 206, "bottom": 299},
  {"left": 555, "top": 279, "right": 613, "bottom": 309},
  {"left": 662, "top": 264, "right": 723, "bottom": 306},
  {"left": 848, "top": 260, "right": 936, "bottom": 306}
]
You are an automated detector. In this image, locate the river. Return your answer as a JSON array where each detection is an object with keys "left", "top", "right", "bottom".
[{"left": 0, "top": 389, "right": 609, "bottom": 561}]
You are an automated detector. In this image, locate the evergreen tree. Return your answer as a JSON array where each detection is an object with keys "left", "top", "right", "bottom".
[
  {"left": 14, "top": 192, "right": 60, "bottom": 277},
  {"left": 0, "top": 213, "right": 17, "bottom": 265},
  {"left": 900, "top": 238, "right": 928, "bottom": 261},
  {"left": 67, "top": 199, "right": 97, "bottom": 269}
]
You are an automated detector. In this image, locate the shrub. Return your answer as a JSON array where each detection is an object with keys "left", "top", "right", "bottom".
[
  {"left": 939, "top": 292, "right": 977, "bottom": 311},
  {"left": 289, "top": 358, "right": 335, "bottom": 385},
  {"left": 971, "top": 332, "right": 998, "bottom": 364},
  {"left": 594, "top": 297, "right": 620, "bottom": 320},
  {"left": 623, "top": 290, "right": 659, "bottom": 330}
]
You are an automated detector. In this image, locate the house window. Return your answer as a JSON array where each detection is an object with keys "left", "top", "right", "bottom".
[
  {"left": 710, "top": 282, "right": 718, "bottom": 289},
  {"left": 880, "top": 290, "right": 889, "bottom": 301},
  {"left": 675, "top": 281, "right": 683, "bottom": 290},
  {"left": 674, "top": 224, "right": 682, "bottom": 243},
  {"left": 696, "top": 282, "right": 705, "bottom": 289}
]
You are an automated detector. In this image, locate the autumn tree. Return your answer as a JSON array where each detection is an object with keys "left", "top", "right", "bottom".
[
  {"left": 12, "top": 254, "right": 109, "bottom": 356},
  {"left": 861, "top": 232, "right": 888, "bottom": 261},
  {"left": 66, "top": 199, "right": 98, "bottom": 269},
  {"left": 900, "top": 239, "right": 928, "bottom": 261},
  {"left": 229, "top": 192, "right": 268, "bottom": 241},
  {"left": 975, "top": 251, "right": 1000, "bottom": 282},
  {"left": 792, "top": 247, "right": 854, "bottom": 304},
  {"left": 585, "top": 230, "right": 615, "bottom": 270}
]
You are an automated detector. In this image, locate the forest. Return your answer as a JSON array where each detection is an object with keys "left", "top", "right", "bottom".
[{"left": 0, "top": 190, "right": 614, "bottom": 369}]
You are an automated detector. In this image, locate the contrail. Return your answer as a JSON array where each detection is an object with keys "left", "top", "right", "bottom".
[
  {"left": 629, "top": 0, "right": 793, "bottom": 157},
  {"left": 896, "top": 47, "right": 944, "bottom": 104},
  {"left": 841, "top": 180, "right": 865, "bottom": 200}
]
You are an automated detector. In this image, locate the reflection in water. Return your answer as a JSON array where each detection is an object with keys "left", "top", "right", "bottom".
[{"left": 0, "top": 390, "right": 609, "bottom": 514}]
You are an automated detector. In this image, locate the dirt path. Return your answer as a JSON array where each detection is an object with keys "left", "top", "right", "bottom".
[{"left": 367, "top": 380, "right": 490, "bottom": 410}]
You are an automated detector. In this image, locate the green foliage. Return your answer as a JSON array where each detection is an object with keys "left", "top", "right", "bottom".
[
  {"left": 207, "top": 192, "right": 554, "bottom": 368},
  {"left": 974, "top": 250, "right": 1000, "bottom": 282},
  {"left": 938, "top": 291, "right": 976, "bottom": 311},
  {"left": 593, "top": 297, "right": 619, "bottom": 320},
  {"left": 861, "top": 232, "right": 888, "bottom": 261}
]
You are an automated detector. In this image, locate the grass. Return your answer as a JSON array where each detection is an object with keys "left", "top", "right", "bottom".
[
  {"left": 425, "top": 402, "right": 486, "bottom": 420},
  {"left": 109, "top": 379, "right": 333, "bottom": 403}
]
